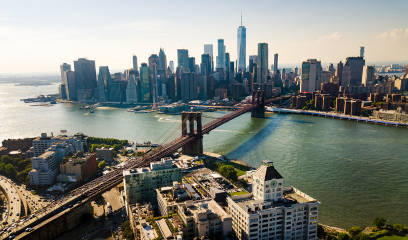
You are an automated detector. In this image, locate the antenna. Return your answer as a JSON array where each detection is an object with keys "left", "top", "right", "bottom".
[{"left": 241, "top": 10, "right": 243, "bottom": 26}]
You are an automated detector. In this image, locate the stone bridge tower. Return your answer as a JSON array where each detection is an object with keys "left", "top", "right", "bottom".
[
  {"left": 181, "top": 112, "right": 203, "bottom": 156},
  {"left": 251, "top": 89, "right": 265, "bottom": 118}
]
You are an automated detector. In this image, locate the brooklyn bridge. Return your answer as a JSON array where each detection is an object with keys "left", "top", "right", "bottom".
[{"left": 10, "top": 90, "right": 285, "bottom": 240}]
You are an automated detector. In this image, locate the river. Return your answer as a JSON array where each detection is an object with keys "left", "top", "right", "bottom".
[{"left": 0, "top": 83, "right": 407, "bottom": 228}]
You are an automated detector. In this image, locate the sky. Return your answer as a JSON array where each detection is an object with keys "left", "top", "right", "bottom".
[{"left": 0, "top": 0, "right": 407, "bottom": 74}]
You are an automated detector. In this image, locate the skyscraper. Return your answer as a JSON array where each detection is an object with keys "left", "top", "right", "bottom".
[
  {"left": 204, "top": 44, "right": 214, "bottom": 72},
  {"left": 273, "top": 53, "right": 278, "bottom": 73},
  {"left": 300, "top": 59, "right": 322, "bottom": 93},
  {"left": 97, "top": 66, "right": 111, "bottom": 102},
  {"left": 73, "top": 58, "right": 97, "bottom": 101},
  {"left": 60, "top": 63, "right": 72, "bottom": 100},
  {"left": 126, "top": 69, "right": 139, "bottom": 103},
  {"left": 158, "top": 48, "right": 167, "bottom": 73},
  {"left": 257, "top": 43, "right": 269, "bottom": 84},
  {"left": 148, "top": 54, "right": 160, "bottom": 102},
  {"left": 216, "top": 39, "right": 225, "bottom": 70},
  {"left": 360, "top": 46, "right": 365, "bottom": 58},
  {"left": 362, "top": 65, "right": 375, "bottom": 88},
  {"left": 201, "top": 54, "right": 211, "bottom": 76},
  {"left": 140, "top": 63, "right": 151, "bottom": 103},
  {"left": 188, "top": 57, "right": 196, "bottom": 73},
  {"left": 132, "top": 55, "right": 138, "bottom": 71},
  {"left": 237, "top": 14, "right": 246, "bottom": 72},
  {"left": 169, "top": 61, "right": 175, "bottom": 73},
  {"left": 177, "top": 49, "right": 189, "bottom": 72},
  {"left": 342, "top": 57, "right": 365, "bottom": 87}
]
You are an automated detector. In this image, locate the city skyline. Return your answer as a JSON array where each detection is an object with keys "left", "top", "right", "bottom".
[{"left": 0, "top": 0, "right": 408, "bottom": 74}]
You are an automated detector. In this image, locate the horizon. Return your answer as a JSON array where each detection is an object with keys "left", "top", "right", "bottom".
[{"left": 1, "top": 0, "right": 408, "bottom": 74}]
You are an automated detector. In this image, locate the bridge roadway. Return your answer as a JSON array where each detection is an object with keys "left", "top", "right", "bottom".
[{"left": 10, "top": 97, "right": 281, "bottom": 239}]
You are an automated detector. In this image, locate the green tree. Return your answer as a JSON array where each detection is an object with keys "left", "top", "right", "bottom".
[
  {"left": 98, "top": 161, "right": 106, "bottom": 169},
  {"left": 348, "top": 226, "right": 362, "bottom": 238},
  {"left": 4, "top": 163, "right": 17, "bottom": 179},
  {"left": 218, "top": 165, "right": 237, "bottom": 181},
  {"left": 120, "top": 221, "right": 134, "bottom": 240},
  {"left": 337, "top": 233, "right": 350, "bottom": 240},
  {"left": 373, "top": 217, "right": 387, "bottom": 229}
]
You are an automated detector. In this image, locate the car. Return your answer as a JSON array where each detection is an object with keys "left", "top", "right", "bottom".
[{"left": 25, "top": 227, "right": 33, "bottom": 232}]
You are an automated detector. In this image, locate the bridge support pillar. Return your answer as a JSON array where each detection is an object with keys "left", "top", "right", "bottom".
[
  {"left": 251, "top": 89, "right": 265, "bottom": 118},
  {"left": 181, "top": 112, "right": 203, "bottom": 156}
]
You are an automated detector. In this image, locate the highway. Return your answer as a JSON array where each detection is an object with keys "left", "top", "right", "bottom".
[{"left": 0, "top": 176, "right": 22, "bottom": 234}]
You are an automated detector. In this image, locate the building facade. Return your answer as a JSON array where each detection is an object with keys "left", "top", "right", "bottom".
[
  {"left": 257, "top": 43, "right": 269, "bottom": 85},
  {"left": 237, "top": 24, "right": 247, "bottom": 72},
  {"left": 227, "top": 160, "right": 319, "bottom": 240}
]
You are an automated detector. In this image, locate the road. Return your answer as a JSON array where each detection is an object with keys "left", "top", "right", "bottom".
[{"left": 0, "top": 176, "right": 22, "bottom": 233}]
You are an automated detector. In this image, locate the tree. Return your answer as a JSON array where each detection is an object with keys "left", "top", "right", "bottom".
[
  {"left": 4, "top": 163, "right": 17, "bottom": 179},
  {"left": 121, "top": 221, "right": 134, "bottom": 240},
  {"left": 337, "top": 233, "right": 350, "bottom": 240},
  {"left": 218, "top": 165, "right": 237, "bottom": 181},
  {"left": 348, "top": 226, "right": 362, "bottom": 237},
  {"left": 98, "top": 161, "right": 106, "bottom": 169},
  {"left": 373, "top": 217, "right": 387, "bottom": 229}
]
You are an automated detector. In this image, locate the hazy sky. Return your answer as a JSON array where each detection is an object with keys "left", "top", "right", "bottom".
[{"left": 0, "top": 0, "right": 407, "bottom": 74}]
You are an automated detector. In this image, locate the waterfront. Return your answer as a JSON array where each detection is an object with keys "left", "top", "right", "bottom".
[{"left": 1, "top": 83, "right": 408, "bottom": 228}]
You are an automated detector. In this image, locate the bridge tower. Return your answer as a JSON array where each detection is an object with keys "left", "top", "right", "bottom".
[
  {"left": 251, "top": 89, "right": 265, "bottom": 118},
  {"left": 181, "top": 112, "right": 203, "bottom": 156}
]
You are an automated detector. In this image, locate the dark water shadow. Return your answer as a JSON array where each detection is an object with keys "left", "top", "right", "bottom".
[{"left": 226, "top": 115, "right": 286, "bottom": 159}]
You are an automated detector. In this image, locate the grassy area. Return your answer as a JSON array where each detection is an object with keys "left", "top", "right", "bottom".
[
  {"left": 378, "top": 236, "right": 408, "bottom": 240},
  {"left": 229, "top": 190, "right": 249, "bottom": 196},
  {"left": 206, "top": 160, "right": 251, "bottom": 177}
]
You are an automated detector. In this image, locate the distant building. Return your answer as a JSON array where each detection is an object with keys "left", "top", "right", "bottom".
[
  {"left": 97, "top": 66, "right": 111, "bottom": 102},
  {"left": 237, "top": 19, "right": 246, "bottom": 72},
  {"left": 74, "top": 58, "right": 97, "bottom": 101},
  {"left": 177, "top": 49, "right": 189, "bottom": 72},
  {"left": 227, "top": 160, "right": 319, "bottom": 240},
  {"left": 300, "top": 59, "right": 322, "bottom": 93},
  {"left": 29, "top": 133, "right": 83, "bottom": 157},
  {"left": 204, "top": 44, "right": 214, "bottom": 72},
  {"left": 140, "top": 63, "right": 151, "bottom": 103},
  {"left": 360, "top": 46, "right": 365, "bottom": 58},
  {"left": 362, "top": 65, "right": 375, "bottom": 88},
  {"left": 342, "top": 57, "right": 365, "bottom": 87},
  {"left": 189, "top": 57, "right": 196, "bottom": 73},
  {"left": 126, "top": 69, "right": 139, "bottom": 103},
  {"left": 123, "top": 157, "right": 181, "bottom": 205},
  {"left": 217, "top": 39, "right": 226, "bottom": 70},
  {"left": 257, "top": 43, "right": 269, "bottom": 84},
  {"left": 273, "top": 53, "right": 278, "bottom": 73},
  {"left": 132, "top": 55, "right": 138, "bottom": 71}
]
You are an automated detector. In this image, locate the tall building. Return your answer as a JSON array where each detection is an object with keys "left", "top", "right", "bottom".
[
  {"left": 300, "top": 59, "right": 322, "bottom": 92},
  {"left": 169, "top": 61, "right": 175, "bottom": 73},
  {"left": 60, "top": 63, "right": 76, "bottom": 100},
  {"left": 204, "top": 44, "right": 214, "bottom": 72},
  {"left": 140, "top": 63, "right": 151, "bottom": 102},
  {"left": 335, "top": 61, "right": 343, "bottom": 84},
  {"left": 126, "top": 69, "right": 139, "bottom": 103},
  {"left": 73, "top": 58, "right": 97, "bottom": 101},
  {"left": 227, "top": 160, "right": 319, "bottom": 240},
  {"left": 158, "top": 48, "right": 167, "bottom": 73},
  {"left": 132, "top": 55, "right": 138, "bottom": 71},
  {"left": 237, "top": 15, "right": 246, "bottom": 72},
  {"left": 216, "top": 39, "right": 225, "bottom": 70},
  {"left": 362, "top": 65, "right": 375, "bottom": 88},
  {"left": 201, "top": 54, "right": 211, "bottom": 76},
  {"left": 342, "top": 57, "right": 365, "bottom": 87},
  {"left": 97, "top": 66, "right": 111, "bottom": 102},
  {"left": 149, "top": 54, "right": 160, "bottom": 102},
  {"left": 189, "top": 57, "right": 196, "bottom": 73},
  {"left": 360, "top": 46, "right": 365, "bottom": 58},
  {"left": 177, "top": 49, "right": 189, "bottom": 72},
  {"left": 273, "top": 53, "right": 278, "bottom": 73},
  {"left": 256, "top": 43, "right": 269, "bottom": 84}
]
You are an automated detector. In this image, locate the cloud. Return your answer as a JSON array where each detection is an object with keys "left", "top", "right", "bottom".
[
  {"left": 377, "top": 27, "right": 408, "bottom": 40},
  {"left": 318, "top": 32, "right": 342, "bottom": 41}
]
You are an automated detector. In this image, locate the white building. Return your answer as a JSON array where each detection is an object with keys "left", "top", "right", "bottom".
[
  {"left": 300, "top": 59, "right": 322, "bottom": 93},
  {"left": 227, "top": 160, "right": 319, "bottom": 240},
  {"left": 30, "top": 133, "right": 83, "bottom": 157},
  {"left": 29, "top": 151, "right": 58, "bottom": 185}
]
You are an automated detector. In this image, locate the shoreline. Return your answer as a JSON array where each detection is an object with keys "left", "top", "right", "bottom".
[{"left": 267, "top": 107, "right": 408, "bottom": 128}]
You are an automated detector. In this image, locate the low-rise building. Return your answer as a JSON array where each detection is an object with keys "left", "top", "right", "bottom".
[
  {"left": 123, "top": 157, "right": 181, "bottom": 206},
  {"left": 29, "top": 151, "right": 58, "bottom": 185},
  {"left": 177, "top": 199, "right": 232, "bottom": 239},
  {"left": 58, "top": 153, "right": 97, "bottom": 182},
  {"left": 157, "top": 182, "right": 189, "bottom": 216},
  {"left": 95, "top": 147, "right": 114, "bottom": 162},
  {"left": 227, "top": 160, "right": 319, "bottom": 240}
]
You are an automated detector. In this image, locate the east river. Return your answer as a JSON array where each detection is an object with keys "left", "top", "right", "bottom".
[{"left": 0, "top": 83, "right": 407, "bottom": 228}]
